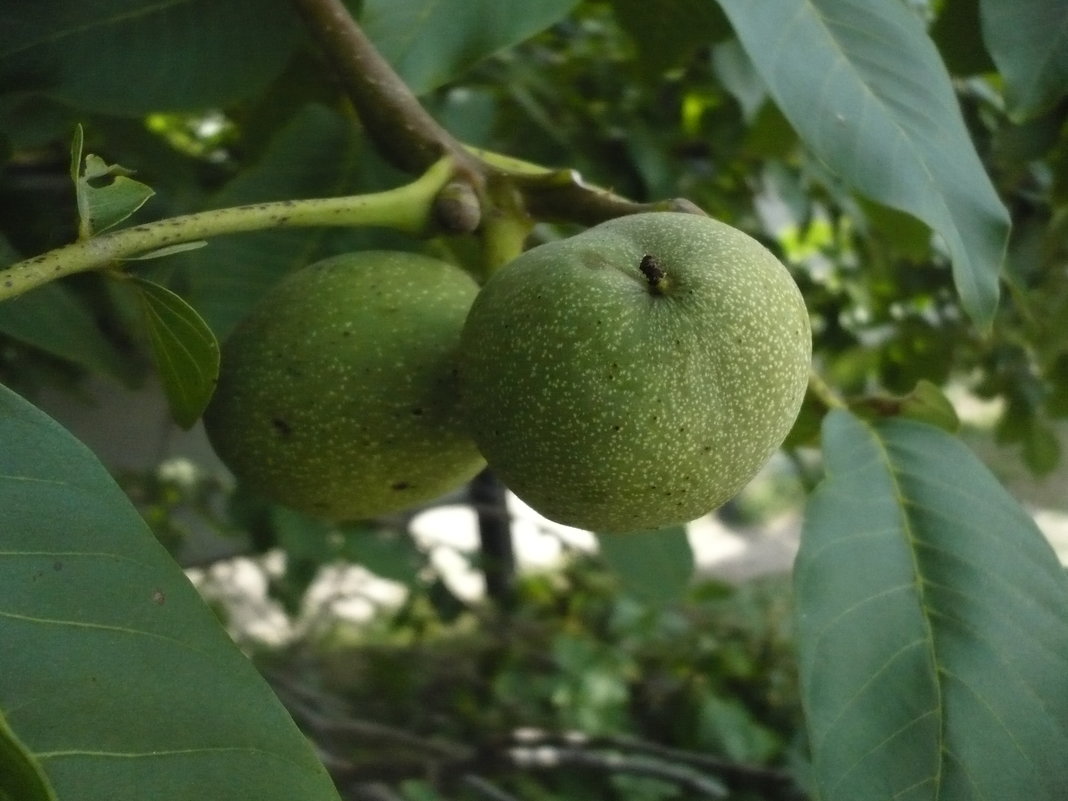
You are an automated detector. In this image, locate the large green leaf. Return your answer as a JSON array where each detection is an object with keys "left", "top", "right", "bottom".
[
  {"left": 0, "top": 383, "right": 341, "bottom": 801},
  {"left": 0, "top": 0, "right": 300, "bottom": 114},
  {"left": 714, "top": 0, "right": 1011, "bottom": 328},
  {"left": 795, "top": 410, "right": 1068, "bottom": 800},
  {"left": 980, "top": 0, "right": 1068, "bottom": 119},
  {"left": 358, "top": 0, "right": 581, "bottom": 94}
]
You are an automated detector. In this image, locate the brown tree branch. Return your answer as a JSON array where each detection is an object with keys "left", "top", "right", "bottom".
[
  {"left": 508, "top": 728, "right": 793, "bottom": 787},
  {"left": 288, "top": 0, "right": 479, "bottom": 178},
  {"left": 506, "top": 744, "right": 729, "bottom": 798},
  {"left": 288, "top": 0, "right": 705, "bottom": 235}
]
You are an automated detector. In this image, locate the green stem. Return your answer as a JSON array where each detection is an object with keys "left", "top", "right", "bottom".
[
  {"left": 518, "top": 168, "right": 706, "bottom": 226},
  {"left": 478, "top": 177, "right": 534, "bottom": 280},
  {"left": 808, "top": 369, "right": 847, "bottom": 410},
  {"left": 0, "top": 159, "right": 455, "bottom": 303}
]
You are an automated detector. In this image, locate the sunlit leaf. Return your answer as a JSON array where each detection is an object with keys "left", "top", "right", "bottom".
[
  {"left": 715, "top": 0, "right": 1011, "bottom": 328},
  {"left": 796, "top": 410, "right": 1068, "bottom": 800},
  {"left": 712, "top": 39, "right": 766, "bottom": 122}
]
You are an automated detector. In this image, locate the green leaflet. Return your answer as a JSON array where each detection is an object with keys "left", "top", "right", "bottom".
[
  {"left": 130, "top": 278, "right": 220, "bottom": 429},
  {"left": 715, "top": 0, "right": 1011, "bottom": 329},
  {"left": 796, "top": 410, "right": 1068, "bottom": 800},
  {"left": 0, "top": 382, "right": 341, "bottom": 801},
  {"left": 981, "top": 0, "right": 1068, "bottom": 119}
]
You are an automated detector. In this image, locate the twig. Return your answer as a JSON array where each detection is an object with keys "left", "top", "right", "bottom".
[
  {"left": 519, "top": 171, "right": 706, "bottom": 227},
  {"left": 507, "top": 743, "right": 728, "bottom": 798},
  {"left": 350, "top": 783, "right": 409, "bottom": 801},
  {"left": 288, "top": 0, "right": 478, "bottom": 177},
  {"left": 1, "top": 0, "right": 710, "bottom": 305},
  {"left": 0, "top": 159, "right": 455, "bottom": 302},
  {"left": 267, "top": 670, "right": 786, "bottom": 798},
  {"left": 469, "top": 469, "right": 516, "bottom": 606},
  {"left": 267, "top": 671, "right": 471, "bottom": 761},
  {"left": 807, "top": 369, "right": 846, "bottom": 410},
  {"left": 462, "top": 774, "right": 524, "bottom": 801},
  {"left": 509, "top": 728, "right": 793, "bottom": 786},
  {"left": 288, "top": 0, "right": 705, "bottom": 231}
]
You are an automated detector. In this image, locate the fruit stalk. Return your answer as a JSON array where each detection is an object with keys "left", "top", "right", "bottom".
[
  {"left": 807, "top": 370, "right": 847, "bottom": 410},
  {"left": 0, "top": 158, "right": 455, "bottom": 303},
  {"left": 469, "top": 469, "right": 517, "bottom": 606}
]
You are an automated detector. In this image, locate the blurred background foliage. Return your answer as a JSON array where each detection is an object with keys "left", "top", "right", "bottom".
[
  {"left": 2, "top": 0, "right": 1067, "bottom": 798},
  {"left": 259, "top": 562, "right": 803, "bottom": 800}
]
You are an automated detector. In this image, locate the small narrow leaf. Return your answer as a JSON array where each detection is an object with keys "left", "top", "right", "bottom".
[
  {"left": 68, "top": 124, "right": 84, "bottom": 185},
  {"left": 130, "top": 278, "right": 220, "bottom": 428},
  {"left": 123, "top": 241, "right": 209, "bottom": 261},
  {"left": 70, "top": 124, "right": 90, "bottom": 239},
  {"left": 981, "top": 0, "right": 1068, "bottom": 119},
  {"left": 715, "top": 0, "right": 1011, "bottom": 328},
  {"left": 70, "top": 127, "right": 154, "bottom": 237},
  {"left": 82, "top": 153, "right": 134, "bottom": 180},
  {"left": 597, "top": 526, "right": 693, "bottom": 604},
  {"left": 851, "top": 379, "right": 961, "bottom": 432},
  {"left": 796, "top": 410, "right": 1068, "bottom": 800},
  {"left": 896, "top": 380, "right": 961, "bottom": 431},
  {"left": 79, "top": 160, "right": 155, "bottom": 235}
]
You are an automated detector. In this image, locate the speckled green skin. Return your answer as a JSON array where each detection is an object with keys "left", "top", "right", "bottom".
[
  {"left": 459, "top": 212, "right": 811, "bottom": 533},
  {"left": 204, "top": 251, "right": 485, "bottom": 521}
]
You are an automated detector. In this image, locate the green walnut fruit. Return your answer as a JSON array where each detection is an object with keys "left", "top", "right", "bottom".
[
  {"left": 204, "top": 251, "right": 486, "bottom": 521},
  {"left": 459, "top": 212, "right": 811, "bottom": 533}
]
